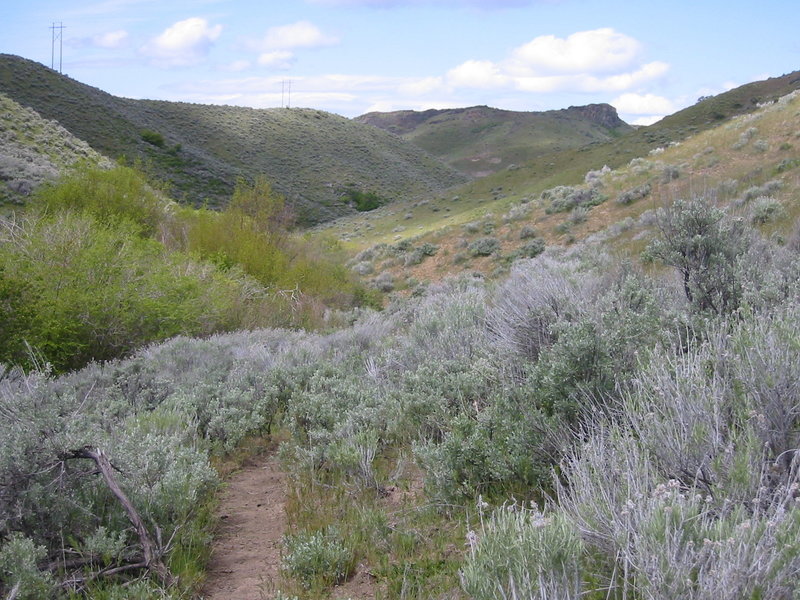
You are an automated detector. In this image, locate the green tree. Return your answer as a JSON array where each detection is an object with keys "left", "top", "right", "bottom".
[{"left": 644, "top": 198, "right": 750, "bottom": 314}]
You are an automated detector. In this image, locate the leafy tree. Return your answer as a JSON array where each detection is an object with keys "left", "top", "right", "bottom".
[
  {"left": 228, "top": 175, "right": 293, "bottom": 235},
  {"left": 643, "top": 198, "right": 750, "bottom": 314}
]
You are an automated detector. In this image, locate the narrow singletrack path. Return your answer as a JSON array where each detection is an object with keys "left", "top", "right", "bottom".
[{"left": 201, "top": 454, "right": 286, "bottom": 600}]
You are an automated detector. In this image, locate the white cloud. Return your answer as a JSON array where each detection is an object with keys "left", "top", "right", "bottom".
[
  {"left": 446, "top": 60, "right": 508, "bottom": 89},
  {"left": 582, "top": 61, "right": 669, "bottom": 91},
  {"left": 67, "top": 29, "right": 129, "bottom": 49},
  {"left": 398, "top": 76, "right": 445, "bottom": 96},
  {"left": 508, "top": 28, "right": 642, "bottom": 75},
  {"left": 611, "top": 92, "right": 675, "bottom": 115},
  {"left": 438, "top": 29, "right": 668, "bottom": 95},
  {"left": 93, "top": 30, "right": 129, "bottom": 48},
  {"left": 222, "top": 59, "right": 252, "bottom": 72},
  {"left": 141, "top": 17, "right": 223, "bottom": 67},
  {"left": 256, "top": 21, "right": 338, "bottom": 51},
  {"left": 258, "top": 51, "right": 295, "bottom": 69}
]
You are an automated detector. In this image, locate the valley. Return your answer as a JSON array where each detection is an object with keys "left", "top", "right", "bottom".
[{"left": 1, "top": 56, "right": 800, "bottom": 600}]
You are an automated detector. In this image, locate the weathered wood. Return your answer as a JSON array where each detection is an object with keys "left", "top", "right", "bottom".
[{"left": 62, "top": 446, "right": 176, "bottom": 587}]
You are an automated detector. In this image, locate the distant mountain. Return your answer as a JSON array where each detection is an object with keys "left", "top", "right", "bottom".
[
  {"left": 0, "top": 92, "right": 110, "bottom": 208},
  {"left": 0, "top": 54, "right": 467, "bottom": 224},
  {"left": 355, "top": 104, "right": 632, "bottom": 177}
]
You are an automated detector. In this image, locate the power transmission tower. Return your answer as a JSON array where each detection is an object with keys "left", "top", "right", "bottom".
[
  {"left": 281, "top": 80, "right": 292, "bottom": 108},
  {"left": 50, "top": 22, "right": 65, "bottom": 73}
]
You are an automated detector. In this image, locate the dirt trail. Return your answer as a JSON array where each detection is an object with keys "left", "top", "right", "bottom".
[{"left": 201, "top": 454, "right": 286, "bottom": 600}]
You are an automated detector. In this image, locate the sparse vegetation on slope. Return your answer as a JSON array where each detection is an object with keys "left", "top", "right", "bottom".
[
  {"left": 0, "top": 93, "right": 109, "bottom": 208},
  {"left": 326, "top": 86, "right": 800, "bottom": 291}
]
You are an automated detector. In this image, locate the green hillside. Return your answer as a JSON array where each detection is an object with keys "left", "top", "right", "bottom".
[
  {"left": 0, "top": 54, "right": 467, "bottom": 224},
  {"left": 317, "top": 83, "right": 800, "bottom": 298},
  {"left": 356, "top": 103, "right": 631, "bottom": 177},
  {"left": 459, "top": 69, "right": 800, "bottom": 202}
]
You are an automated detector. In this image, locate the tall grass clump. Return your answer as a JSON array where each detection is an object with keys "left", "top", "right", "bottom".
[{"left": 460, "top": 505, "right": 583, "bottom": 600}]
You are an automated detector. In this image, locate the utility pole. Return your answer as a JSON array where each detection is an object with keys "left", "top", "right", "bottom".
[
  {"left": 50, "top": 22, "right": 65, "bottom": 73},
  {"left": 281, "top": 80, "right": 292, "bottom": 108}
]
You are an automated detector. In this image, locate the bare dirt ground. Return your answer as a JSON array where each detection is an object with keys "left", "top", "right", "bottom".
[
  {"left": 200, "top": 454, "right": 287, "bottom": 600},
  {"left": 200, "top": 449, "right": 386, "bottom": 600}
]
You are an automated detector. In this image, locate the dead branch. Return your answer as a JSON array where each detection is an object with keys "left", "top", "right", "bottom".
[{"left": 61, "top": 446, "right": 176, "bottom": 588}]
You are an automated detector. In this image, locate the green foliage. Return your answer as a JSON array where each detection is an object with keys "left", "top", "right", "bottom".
[
  {"left": 345, "top": 187, "right": 383, "bottom": 212},
  {"left": 542, "top": 185, "right": 605, "bottom": 214},
  {"left": 750, "top": 196, "right": 785, "bottom": 224},
  {"left": 460, "top": 506, "right": 583, "bottom": 600},
  {"left": 616, "top": 182, "right": 651, "bottom": 205},
  {"left": 182, "top": 177, "right": 371, "bottom": 317},
  {"left": 0, "top": 533, "right": 55, "bottom": 599},
  {"left": 415, "top": 397, "right": 558, "bottom": 503},
  {"left": 33, "top": 164, "right": 166, "bottom": 236},
  {"left": 282, "top": 526, "right": 354, "bottom": 589},
  {"left": 468, "top": 237, "right": 500, "bottom": 257},
  {"left": 515, "top": 238, "right": 545, "bottom": 258},
  {"left": 0, "top": 213, "right": 239, "bottom": 372},
  {"left": 643, "top": 197, "right": 750, "bottom": 314},
  {"left": 140, "top": 129, "right": 165, "bottom": 148}
]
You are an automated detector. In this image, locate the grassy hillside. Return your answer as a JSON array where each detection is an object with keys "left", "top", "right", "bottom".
[
  {"left": 356, "top": 103, "right": 631, "bottom": 177},
  {"left": 0, "top": 54, "right": 467, "bottom": 224},
  {"left": 321, "top": 85, "right": 800, "bottom": 295},
  {"left": 0, "top": 92, "right": 110, "bottom": 209}
]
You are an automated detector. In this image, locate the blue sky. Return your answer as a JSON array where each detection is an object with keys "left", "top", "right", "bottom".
[{"left": 2, "top": 0, "right": 798, "bottom": 124}]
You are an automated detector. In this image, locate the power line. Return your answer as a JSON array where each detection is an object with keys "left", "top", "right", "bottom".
[
  {"left": 50, "top": 22, "right": 65, "bottom": 73},
  {"left": 281, "top": 80, "right": 292, "bottom": 108}
]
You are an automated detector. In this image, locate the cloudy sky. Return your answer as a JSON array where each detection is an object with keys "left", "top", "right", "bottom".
[{"left": 2, "top": 0, "right": 798, "bottom": 124}]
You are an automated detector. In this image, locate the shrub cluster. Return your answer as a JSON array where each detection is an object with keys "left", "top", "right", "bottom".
[{"left": 3, "top": 192, "right": 800, "bottom": 598}]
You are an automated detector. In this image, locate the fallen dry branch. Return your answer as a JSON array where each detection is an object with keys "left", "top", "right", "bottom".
[{"left": 60, "top": 446, "right": 176, "bottom": 588}]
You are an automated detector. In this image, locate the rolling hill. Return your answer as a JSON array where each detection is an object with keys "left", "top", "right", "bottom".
[
  {"left": 355, "top": 103, "right": 632, "bottom": 177},
  {"left": 0, "top": 54, "right": 467, "bottom": 224}
]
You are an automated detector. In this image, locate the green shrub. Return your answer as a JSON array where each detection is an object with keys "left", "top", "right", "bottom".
[
  {"left": 0, "top": 213, "right": 240, "bottom": 371},
  {"left": 515, "top": 238, "right": 545, "bottom": 259},
  {"left": 344, "top": 188, "right": 383, "bottom": 212},
  {"left": 616, "top": 183, "right": 651, "bottom": 205},
  {"left": 0, "top": 533, "right": 55, "bottom": 599},
  {"left": 283, "top": 526, "right": 354, "bottom": 588},
  {"left": 542, "top": 186, "right": 605, "bottom": 214},
  {"left": 460, "top": 506, "right": 582, "bottom": 600},
  {"left": 33, "top": 164, "right": 167, "bottom": 237},
  {"left": 750, "top": 196, "right": 785, "bottom": 224},
  {"left": 469, "top": 237, "right": 500, "bottom": 257},
  {"left": 140, "top": 129, "right": 165, "bottom": 148},
  {"left": 415, "top": 398, "right": 559, "bottom": 503},
  {"left": 643, "top": 197, "right": 750, "bottom": 314}
]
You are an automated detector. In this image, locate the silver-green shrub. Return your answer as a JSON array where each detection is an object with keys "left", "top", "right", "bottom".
[
  {"left": 282, "top": 526, "right": 354, "bottom": 588},
  {"left": 460, "top": 505, "right": 582, "bottom": 600}
]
